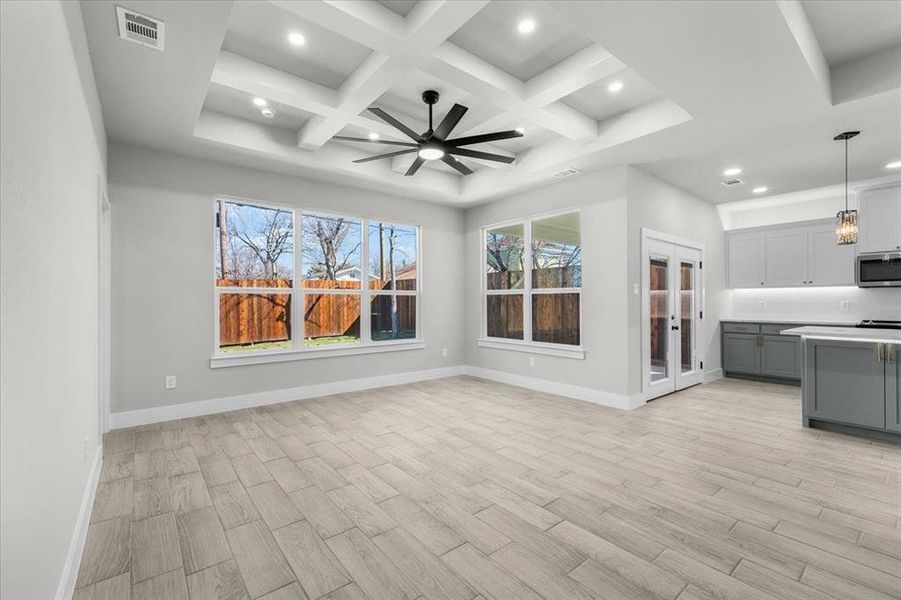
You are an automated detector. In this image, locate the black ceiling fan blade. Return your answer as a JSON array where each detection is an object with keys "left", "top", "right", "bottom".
[
  {"left": 353, "top": 149, "right": 417, "bottom": 164},
  {"left": 447, "top": 147, "right": 515, "bottom": 164},
  {"left": 333, "top": 136, "right": 417, "bottom": 147},
  {"left": 432, "top": 103, "right": 468, "bottom": 141},
  {"left": 368, "top": 107, "right": 421, "bottom": 141},
  {"left": 441, "top": 154, "right": 473, "bottom": 176},
  {"left": 447, "top": 130, "right": 524, "bottom": 147},
  {"left": 405, "top": 156, "right": 425, "bottom": 176}
]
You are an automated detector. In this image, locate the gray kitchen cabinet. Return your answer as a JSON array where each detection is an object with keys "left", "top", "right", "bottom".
[
  {"left": 722, "top": 321, "right": 803, "bottom": 382},
  {"left": 723, "top": 333, "right": 761, "bottom": 375},
  {"left": 804, "top": 339, "right": 886, "bottom": 429},
  {"left": 886, "top": 344, "right": 901, "bottom": 433},
  {"left": 760, "top": 335, "right": 801, "bottom": 379}
]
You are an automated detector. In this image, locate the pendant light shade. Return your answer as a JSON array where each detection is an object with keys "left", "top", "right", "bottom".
[{"left": 834, "top": 131, "right": 860, "bottom": 245}]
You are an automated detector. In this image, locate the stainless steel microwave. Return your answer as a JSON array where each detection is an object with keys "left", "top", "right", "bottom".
[{"left": 856, "top": 252, "right": 901, "bottom": 287}]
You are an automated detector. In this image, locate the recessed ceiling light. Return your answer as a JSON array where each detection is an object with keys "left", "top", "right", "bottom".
[
  {"left": 752, "top": 186, "right": 768, "bottom": 194},
  {"left": 517, "top": 19, "right": 536, "bottom": 35},
  {"left": 252, "top": 97, "right": 267, "bottom": 107},
  {"left": 886, "top": 160, "right": 901, "bottom": 169},
  {"left": 723, "top": 167, "right": 742, "bottom": 176},
  {"left": 287, "top": 31, "right": 306, "bottom": 47},
  {"left": 368, "top": 132, "right": 379, "bottom": 140},
  {"left": 607, "top": 81, "right": 624, "bottom": 92},
  {"left": 515, "top": 127, "right": 525, "bottom": 134},
  {"left": 261, "top": 107, "right": 276, "bottom": 119}
]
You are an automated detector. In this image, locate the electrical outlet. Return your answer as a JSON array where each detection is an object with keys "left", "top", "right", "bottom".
[
  {"left": 758, "top": 301, "right": 766, "bottom": 310},
  {"left": 633, "top": 283, "right": 640, "bottom": 296},
  {"left": 83, "top": 437, "right": 90, "bottom": 463},
  {"left": 441, "top": 348, "right": 448, "bottom": 357},
  {"left": 840, "top": 300, "right": 850, "bottom": 312},
  {"left": 529, "top": 356, "right": 536, "bottom": 367},
  {"left": 165, "top": 375, "right": 177, "bottom": 390}
]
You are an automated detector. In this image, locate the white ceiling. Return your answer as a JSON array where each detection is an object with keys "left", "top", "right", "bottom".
[
  {"left": 80, "top": 0, "right": 901, "bottom": 207},
  {"left": 801, "top": 0, "right": 901, "bottom": 65}
]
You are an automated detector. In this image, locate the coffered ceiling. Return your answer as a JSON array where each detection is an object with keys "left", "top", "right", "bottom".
[{"left": 80, "top": 1, "right": 900, "bottom": 206}]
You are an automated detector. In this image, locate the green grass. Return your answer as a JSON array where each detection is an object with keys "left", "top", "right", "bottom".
[
  {"left": 304, "top": 335, "right": 360, "bottom": 347},
  {"left": 219, "top": 340, "right": 291, "bottom": 353},
  {"left": 221, "top": 332, "right": 415, "bottom": 353}
]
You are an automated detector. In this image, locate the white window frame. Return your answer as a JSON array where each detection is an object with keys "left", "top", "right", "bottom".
[
  {"left": 211, "top": 196, "right": 423, "bottom": 368},
  {"left": 478, "top": 208, "right": 584, "bottom": 360}
]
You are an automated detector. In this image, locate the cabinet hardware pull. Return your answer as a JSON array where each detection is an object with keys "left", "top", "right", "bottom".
[
  {"left": 889, "top": 344, "right": 895, "bottom": 364},
  {"left": 876, "top": 343, "right": 884, "bottom": 362}
]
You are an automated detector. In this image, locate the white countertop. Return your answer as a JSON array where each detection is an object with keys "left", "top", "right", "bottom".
[
  {"left": 780, "top": 326, "right": 901, "bottom": 344},
  {"left": 721, "top": 318, "right": 858, "bottom": 326}
]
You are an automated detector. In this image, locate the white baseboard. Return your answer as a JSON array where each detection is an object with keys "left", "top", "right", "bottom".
[
  {"left": 704, "top": 368, "right": 724, "bottom": 383},
  {"left": 462, "top": 366, "right": 634, "bottom": 410},
  {"left": 55, "top": 446, "right": 102, "bottom": 600},
  {"left": 110, "top": 366, "right": 466, "bottom": 429}
]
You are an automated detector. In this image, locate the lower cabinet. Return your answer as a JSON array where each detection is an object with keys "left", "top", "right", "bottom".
[
  {"left": 805, "top": 339, "right": 886, "bottom": 429},
  {"left": 723, "top": 333, "right": 760, "bottom": 375},
  {"left": 885, "top": 345, "right": 901, "bottom": 433},
  {"left": 761, "top": 335, "right": 801, "bottom": 379},
  {"left": 722, "top": 322, "right": 801, "bottom": 382}
]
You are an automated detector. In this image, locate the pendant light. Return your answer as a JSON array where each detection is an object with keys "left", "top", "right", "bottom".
[{"left": 834, "top": 131, "right": 860, "bottom": 245}]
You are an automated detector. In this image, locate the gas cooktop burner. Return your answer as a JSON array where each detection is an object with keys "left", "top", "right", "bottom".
[{"left": 857, "top": 320, "right": 901, "bottom": 330}]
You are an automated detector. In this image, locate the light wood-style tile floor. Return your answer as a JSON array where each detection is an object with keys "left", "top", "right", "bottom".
[{"left": 76, "top": 376, "right": 901, "bottom": 600}]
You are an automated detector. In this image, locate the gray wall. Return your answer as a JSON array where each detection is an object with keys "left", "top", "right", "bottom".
[
  {"left": 625, "top": 166, "right": 727, "bottom": 394},
  {"left": 463, "top": 168, "right": 631, "bottom": 397},
  {"left": 1, "top": 2, "right": 106, "bottom": 597},
  {"left": 108, "top": 144, "right": 465, "bottom": 414}
]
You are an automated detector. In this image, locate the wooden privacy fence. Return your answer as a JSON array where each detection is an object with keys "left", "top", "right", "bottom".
[
  {"left": 218, "top": 278, "right": 415, "bottom": 346},
  {"left": 486, "top": 292, "right": 580, "bottom": 345}
]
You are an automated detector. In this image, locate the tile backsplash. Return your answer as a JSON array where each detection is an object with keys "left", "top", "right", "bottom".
[{"left": 724, "top": 287, "right": 901, "bottom": 323}]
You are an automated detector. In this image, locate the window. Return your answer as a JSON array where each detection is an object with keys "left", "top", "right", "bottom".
[
  {"left": 483, "top": 211, "right": 581, "bottom": 348},
  {"left": 215, "top": 198, "right": 420, "bottom": 358}
]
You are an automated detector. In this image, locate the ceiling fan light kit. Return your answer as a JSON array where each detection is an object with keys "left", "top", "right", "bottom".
[{"left": 334, "top": 89, "right": 522, "bottom": 176}]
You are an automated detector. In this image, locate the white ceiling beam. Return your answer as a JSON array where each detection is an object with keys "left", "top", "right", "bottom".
[
  {"left": 295, "top": 1, "right": 490, "bottom": 149},
  {"left": 212, "top": 51, "right": 338, "bottom": 115},
  {"left": 268, "top": 0, "right": 404, "bottom": 52},
  {"left": 525, "top": 45, "right": 625, "bottom": 106},
  {"left": 775, "top": 0, "right": 831, "bottom": 104},
  {"left": 428, "top": 42, "right": 598, "bottom": 141}
]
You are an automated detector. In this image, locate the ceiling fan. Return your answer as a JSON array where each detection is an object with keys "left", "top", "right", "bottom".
[{"left": 333, "top": 89, "right": 523, "bottom": 176}]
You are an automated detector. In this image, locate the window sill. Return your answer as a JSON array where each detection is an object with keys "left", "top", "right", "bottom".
[
  {"left": 210, "top": 340, "right": 426, "bottom": 369},
  {"left": 476, "top": 338, "right": 585, "bottom": 359}
]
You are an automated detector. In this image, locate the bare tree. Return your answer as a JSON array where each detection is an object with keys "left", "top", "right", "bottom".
[
  {"left": 230, "top": 207, "right": 293, "bottom": 280},
  {"left": 301, "top": 216, "right": 360, "bottom": 280}
]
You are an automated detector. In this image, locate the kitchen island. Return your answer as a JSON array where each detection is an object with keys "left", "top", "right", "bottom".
[{"left": 781, "top": 326, "right": 900, "bottom": 440}]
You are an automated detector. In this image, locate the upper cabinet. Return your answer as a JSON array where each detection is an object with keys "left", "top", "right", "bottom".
[
  {"left": 727, "top": 219, "right": 855, "bottom": 288},
  {"left": 727, "top": 231, "right": 766, "bottom": 288},
  {"left": 858, "top": 185, "right": 901, "bottom": 254}
]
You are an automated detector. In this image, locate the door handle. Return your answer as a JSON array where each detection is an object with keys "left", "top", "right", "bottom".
[
  {"left": 876, "top": 343, "right": 884, "bottom": 362},
  {"left": 671, "top": 325, "right": 680, "bottom": 331}
]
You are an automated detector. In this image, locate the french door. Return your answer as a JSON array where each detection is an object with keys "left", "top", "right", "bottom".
[{"left": 643, "top": 236, "right": 704, "bottom": 400}]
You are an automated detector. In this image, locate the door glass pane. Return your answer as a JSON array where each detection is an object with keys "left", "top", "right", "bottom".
[
  {"left": 680, "top": 261, "right": 694, "bottom": 373},
  {"left": 532, "top": 293, "right": 580, "bottom": 345},
  {"left": 486, "top": 295, "right": 524, "bottom": 340},
  {"left": 304, "top": 294, "right": 361, "bottom": 346},
  {"left": 650, "top": 257, "right": 669, "bottom": 382},
  {"left": 219, "top": 293, "right": 291, "bottom": 353},
  {"left": 486, "top": 224, "right": 525, "bottom": 290}
]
